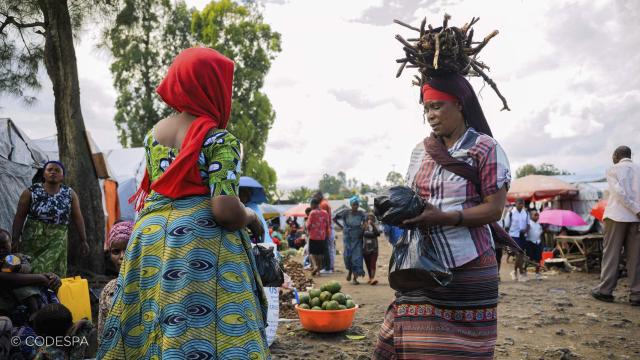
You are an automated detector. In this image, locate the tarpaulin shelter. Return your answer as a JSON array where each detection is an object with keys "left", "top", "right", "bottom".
[
  {"left": 551, "top": 182, "right": 602, "bottom": 233},
  {"left": 507, "top": 175, "right": 578, "bottom": 202},
  {"left": 0, "top": 118, "right": 48, "bottom": 231},
  {"left": 33, "top": 132, "right": 121, "bottom": 244},
  {"left": 283, "top": 203, "right": 310, "bottom": 217},
  {"left": 104, "top": 148, "right": 146, "bottom": 222}
]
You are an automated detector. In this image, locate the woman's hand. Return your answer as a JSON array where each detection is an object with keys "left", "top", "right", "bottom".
[
  {"left": 246, "top": 212, "right": 264, "bottom": 243},
  {"left": 402, "top": 202, "right": 449, "bottom": 230},
  {"left": 44, "top": 273, "right": 61, "bottom": 291},
  {"left": 80, "top": 240, "right": 90, "bottom": 256}
]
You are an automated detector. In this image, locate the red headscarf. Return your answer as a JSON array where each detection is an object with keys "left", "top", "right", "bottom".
[
  {"left": 130, "top": 48, "right": 235, "bottom": 210},
  {"left": 421, "top": 84, "right": 458, "bottom": 102}
]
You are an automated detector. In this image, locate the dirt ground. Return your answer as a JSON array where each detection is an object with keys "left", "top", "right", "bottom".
[{"left": 270, "top": 231, "right": 640, "bottom": 360}]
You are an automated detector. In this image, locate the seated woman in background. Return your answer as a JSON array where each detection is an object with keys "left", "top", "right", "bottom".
[
  {"left": 0, "top": 229, "right": 61, "bottom": 326},
  {"left": 97, "top": 221, "right": 133, "bottom": 345}
]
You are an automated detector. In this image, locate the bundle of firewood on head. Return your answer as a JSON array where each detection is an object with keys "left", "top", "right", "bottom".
[{"left": 394, "top": 14, "right": 510, "bottom": 111}]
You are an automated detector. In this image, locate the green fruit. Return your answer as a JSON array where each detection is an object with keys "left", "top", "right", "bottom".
[
  {"left": 321, "top": 301, "right": 329, "bottom": 310},
  {"left": 309, "top": 289, "right": 321, "bottom": 299},
  {"left": 346, "top": 294, "right": 352, "bottom": 300},
  {"left": 299, "top": 303, "right": 310, "bottom": 310},
  {"left": 345, "top": 300, "right": 356, "bottom": 309},
  {"left": 331, "top": 292, "right": 347, "bottom": 305},
  {"left": 319, "top": 291, "right": 333, "bottom": 303},
  {"left": 326, "top": 300, "right": 340, "bottom": 310},
  {"left": 326, "top": 281, "right": 341, "bottom": 294},
  {"left": 338, "top": 305, "right": 347, "bottom": 310},
  {"left": 320, "top": 284, "right": 327, "bottom": 292},
  {"left": 299, "top": 294, "right": 310, "bottom": 305},
  {"left": 311, "top": 306, "right": 322, "bottom": 310},
  {"left": 310, "top": 297, "right": 321, "bottom": 308}
]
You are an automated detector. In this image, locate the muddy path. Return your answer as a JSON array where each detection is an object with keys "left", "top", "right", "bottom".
[{"left": 270, "top": 231, "right": 640, "bottom": 359}]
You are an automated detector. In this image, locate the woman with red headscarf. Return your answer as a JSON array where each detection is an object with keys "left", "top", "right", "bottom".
[
  {"left": 373, "top": 74, "right": 511, "bottom": 360},
  {"left": 97, "top": 48, "right": 270, "bottom": 359}
]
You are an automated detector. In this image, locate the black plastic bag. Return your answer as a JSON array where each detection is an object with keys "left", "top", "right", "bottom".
[
  {"left": 251, "top": 245, "right": 284, "bottom": 287},
  {"left": 388, "top": 229, "right": 453, "bottom": 291},
  {"left": 374, "top": 186, "right": 425, "bottom": 226},
  {"left": 374, "top": 186, "right": 452, "bottom": 290}
]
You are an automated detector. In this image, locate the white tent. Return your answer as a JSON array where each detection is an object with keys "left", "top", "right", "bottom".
[
  {"left": 0, "top": 118, "right": 48, "bottom": 231},
  {"left": 104, "top": 148, "right": 146, "bottom": 221}
]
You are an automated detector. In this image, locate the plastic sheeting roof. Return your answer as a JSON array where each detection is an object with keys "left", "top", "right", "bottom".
[{"left": 0, "top": 118, "right": 48, "bottom": 231}]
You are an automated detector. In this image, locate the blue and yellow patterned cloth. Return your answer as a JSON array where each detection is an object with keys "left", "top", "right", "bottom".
[{"left": 97, "top": 129, "right": 270, "bottom": 359}]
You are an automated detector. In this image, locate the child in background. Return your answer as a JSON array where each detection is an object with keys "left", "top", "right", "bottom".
[
  {"left": 0, "top": 229, "right": 60, "bottom": 325},
  {"left": 32, "top": 303, "right": 96, "bottom": 359},
  {"left": 363, "top": 214, "right": 380, "bottom": 285},
  {"left": 97, "top": 221, "right": 134, "bottom": 344}
]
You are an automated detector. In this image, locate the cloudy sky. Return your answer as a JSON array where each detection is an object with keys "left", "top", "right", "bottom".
[{"left": 1, "top": 0, "right": 638, "bottom": 190}]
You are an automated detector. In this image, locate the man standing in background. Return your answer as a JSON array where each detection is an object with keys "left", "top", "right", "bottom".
[
  {"left": 592, "top": 146, "right": 640, "bottom": 306},
  {"left": 505, "top": 198, "right": 529, "bottom": 281}
]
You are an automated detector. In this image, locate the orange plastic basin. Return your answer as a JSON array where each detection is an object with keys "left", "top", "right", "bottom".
[
  {"left": 295, "top": 304, "right": 358, "bottom": 333},
  {"left": 541, "top": 251, "right": 554, "bottom": 266}
]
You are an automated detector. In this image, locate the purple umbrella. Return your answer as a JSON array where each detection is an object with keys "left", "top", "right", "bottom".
[{"left": 538, "top": 209, "right": 587, "bottom": 227}]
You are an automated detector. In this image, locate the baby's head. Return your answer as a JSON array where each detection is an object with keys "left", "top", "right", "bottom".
[
  {"left": 0, "top": 229, "right": 11, "bottom": 258},
  {"left": 32, "top": 303, "right": 73, "bottom": 338}
]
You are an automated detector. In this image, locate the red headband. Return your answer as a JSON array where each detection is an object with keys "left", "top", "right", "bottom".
[{"left": 421, "top": 84, "right": 458, "bottom": 102}]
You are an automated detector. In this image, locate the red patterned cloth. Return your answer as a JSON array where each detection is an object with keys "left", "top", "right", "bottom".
[{"left": 374, "top": 249, "right": 498, "bottom": 360}]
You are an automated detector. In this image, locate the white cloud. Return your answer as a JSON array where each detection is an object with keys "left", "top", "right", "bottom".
[{"left": 1, "top": 0, "right": 637, "bottom": 191}]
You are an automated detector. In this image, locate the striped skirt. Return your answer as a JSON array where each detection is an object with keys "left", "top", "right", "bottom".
[{"left": 374, "top": 249, "right": 498, "bottom": 359}]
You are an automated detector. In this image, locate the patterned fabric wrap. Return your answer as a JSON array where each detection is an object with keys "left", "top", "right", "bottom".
[
  {"left": 374, "top": 249, "right": 498, "bottom": 360},
  {"left": 28, "top": 183, "right": 72, "bottom": 225},
  {"left": 412, "top": 128, "right": 510, "bottom": 268},
  {"left": 97, "top": 129, "right": 269, "bottom": 359},
  {"left": 144, "top": 128, "right": 241, "bottom": 198},
  {"left": 341, "top": 211, "right": 366, "bottom": 277},
  {"left": 20, "top": 220, "right": 68, "bottom": 277}
]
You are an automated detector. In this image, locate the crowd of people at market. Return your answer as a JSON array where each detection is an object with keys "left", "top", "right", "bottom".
[{"left": 1, "top": 45, "right": 638, "bottom": 360}]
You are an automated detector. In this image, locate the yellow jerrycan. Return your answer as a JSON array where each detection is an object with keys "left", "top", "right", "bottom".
[{"left": 57, "top": 276, "right": 92, "bottom": 322}]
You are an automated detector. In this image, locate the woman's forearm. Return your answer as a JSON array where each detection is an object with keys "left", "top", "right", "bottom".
[
  {"left": 211, "top": 195, "right": 255, "bottom": 231},
  {"left": 0, "top": 273, "right": 46, "bottom": 288}
]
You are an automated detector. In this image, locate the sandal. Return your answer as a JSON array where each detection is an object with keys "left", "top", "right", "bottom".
[{"left": 370, "top": 279, "right": 378, "bottom": 285}]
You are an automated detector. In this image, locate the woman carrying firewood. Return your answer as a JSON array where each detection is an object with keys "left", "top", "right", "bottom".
[{"left": 374, "top": 15, "right": 514, "bottom": 359}]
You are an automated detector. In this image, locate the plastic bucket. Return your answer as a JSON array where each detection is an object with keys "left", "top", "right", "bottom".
[
  {"left": 295, "top": 304, "right": 358, "bottom": 333},
  {"left": 541, "top": 251, "right": 554, "bottom": 267}
]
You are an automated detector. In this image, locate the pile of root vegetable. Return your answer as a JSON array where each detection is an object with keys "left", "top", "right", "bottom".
[
  {"left": 279, "top": 257, "right": 314, "bottom": 319},
  {"left": 394, "top": 14, "right": 510, "bottom": 111}
]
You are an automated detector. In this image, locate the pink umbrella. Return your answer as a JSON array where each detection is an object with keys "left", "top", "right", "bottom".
[{"left": 538, "top": 209, "right": 587, "bottom": 227}]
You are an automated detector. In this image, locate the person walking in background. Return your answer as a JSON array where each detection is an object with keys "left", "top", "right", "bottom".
[
  {"left": 592, "top": 146, "right": 640, "bottom": 306},
  {"left": 306, "top": 199, "right": 330, "bottom": 276},
  {"left": 363, "top": 214, "right": 380, "bottom": 285},
  {"left": 11, "top": 160, "right": 89, "bottom": 277},
  {"left": 334, "top": 197, "right": 366, "bottom": 284},
  {"left": 314, "top": 192, "right": 335, "bottom": 274},
  {"left": 505, "top": 198, "right": 529, "bottom": 281},
  {"left": 526, "top": 210, "right": 544, "bottom": 280}
]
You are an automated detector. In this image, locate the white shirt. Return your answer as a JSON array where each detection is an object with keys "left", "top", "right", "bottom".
[
  {"left": 603, "top": 158, "right": 640, "bottom": 222},
  {"left": 527, "top": 220, "right": 543, "bottom": 245},
  {"left": 507, "top": 208, "right": 529, "bottom": 237}
]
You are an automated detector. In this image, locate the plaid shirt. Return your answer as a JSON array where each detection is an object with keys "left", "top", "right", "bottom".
[{"left": 407, "top": 128, "right": 511, "bottom": 268}]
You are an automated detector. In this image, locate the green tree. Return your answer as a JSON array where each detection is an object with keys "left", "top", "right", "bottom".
[
  {"left": 386, "top": 170, "right": 405, "bottom": 186},
  {"left": 318, "top": 173, "right": 342, "bottom": 195},
  {"left": 516, "top": 163, "right": 572, "bottom": 178},
  {"left": 1, "top": 0, "right": 115, "bottom": 274},
  {"left": 289, "top": 186, "right": 315, "bottom": 203},
  {"left": 103, "top": 0, "right": 194, "bottom": 147},
  {"left": 192, "top": 0, "right": 281, "bottom": 199}
]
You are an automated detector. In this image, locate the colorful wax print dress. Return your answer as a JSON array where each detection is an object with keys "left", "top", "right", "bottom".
[
  {"left": 97, "top": 129, "right": 270, "bottom": 359},
  {"left": 21, "top": 183, "right": 72, "bottom": 277}
]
